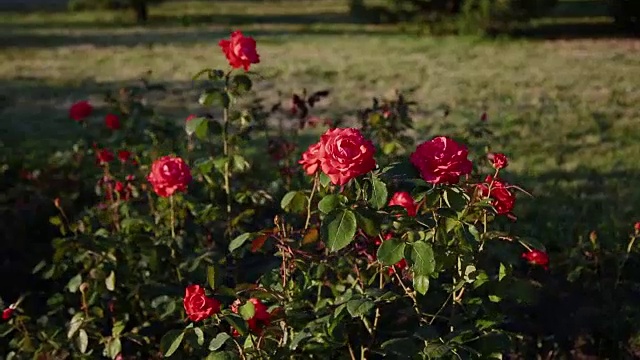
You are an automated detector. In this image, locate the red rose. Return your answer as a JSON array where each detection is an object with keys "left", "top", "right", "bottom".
[
  {"left": 183, "top": 285, "right": 221, "bottom": 322},
  {"left": 488, "top": 152, "right": 508, "bottom": 170},
  {"left": 634, "top": 222, "right": 640, "bottom": 233},
  {"left": 186, "top": 114, "right": 197, "bottom": 122},
  {"left": 2, "top": 308, "right": 13, "bottom": 320},
  {"left": 522, "top": 249, "right": 549, "bottom": 269},
  {"left": 96, "top": 149, "right": 114, "bottom": 165},
  {"left": 410, "top": 136, "right": 472, "bottom": 185},
  {"left": 318, "top": 128, "right": 376, "bottom": 186},
  {"left": 299, "top": 142, "right": 322, "bottom": 176},
  {"left": 477, "top": 176, "right": 515, "bottom": 215},
  {"left": 388, "top": 191, "right": 418, "bottom": 217},
  {"left": 105, "top": 113, "right": 120, "bottom": 130},
  {"left": 218, "top": 31, "right": 260, "bottom": 72},
  {"left": 388, "top": 258, "right": 408, "bottom": 275},
  {"left": 117, "top": 150, "right": 131, "bottom": 163},
  {"left": 69, "top": 100, "right": 93, "bottom": 121},
  {"left": 231, "top": 298, "right": 271, "bottom": 335},
  {"left": 480, "top": 112, "right": 488, "bottom": 122},
  {"left": 147, "top": 156, "right": 192, "bottom": 197}
]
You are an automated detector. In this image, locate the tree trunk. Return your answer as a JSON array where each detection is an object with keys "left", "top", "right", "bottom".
[{"left": 132, "top": 1, "right": 148, "bottom": 23}]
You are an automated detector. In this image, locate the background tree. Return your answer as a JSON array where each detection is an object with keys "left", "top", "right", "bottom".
[{"left": 67, "top": 0, "right": 163, "bottom": 23}]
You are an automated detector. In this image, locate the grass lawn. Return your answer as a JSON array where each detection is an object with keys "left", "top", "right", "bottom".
[{"left": 1, "top": 0, "right": 639, "bottom": 246}]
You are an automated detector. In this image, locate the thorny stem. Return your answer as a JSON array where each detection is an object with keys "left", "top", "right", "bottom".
[
  {"left": 223, "top": 107, "right": 232, "bottom": 225},
  {"left": 304, "top": 173, "right": 319, "bottom": 230},
  {"left": 170, "top": 195, "right": 175, "bottom": 239},
  {"left": 233, "top": 337, "right": 247, "bottom": 360},
  {"left": 394, "top": 271, "right": 420, "bottom": 316}
]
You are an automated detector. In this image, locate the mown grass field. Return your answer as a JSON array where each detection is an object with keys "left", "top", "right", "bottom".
[{"left": 1, "top": 0, "right": 639, "bottom": 247}]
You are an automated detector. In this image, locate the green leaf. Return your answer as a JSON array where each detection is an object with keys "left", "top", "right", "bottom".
[
  {"left": 498, "top": 263, "right": 507, "bottom": 281},
  {"left": 76, "top": 329, "right": 88, "bottom": 354},
  {"left": 193, "top": 327, "right": 205, "bottom": 346},
  {"left": 206, "top": 352, "right": 236, "bottom": 360},
  {"left": 185, "top": 117, "right": 209, "bottom": 140},
  {"left": 199, "top": 91, "right": 229, "bottom": 108},
  {"left": 207, "top": 266, "right": 216, "bottom": 290},
  {"left": 105, "top": 270, "right": 116, "bottom": 291},
  {"left": 232, "top": 74, "right": 253, "bottom": 93},
  {"left": 368, "top": 176, "right": 388, "bottom": 209},
  {"left": 381, "top": 337, "right": 419, "bottom": 358},
  {"left": 376, "top": 238, "right": 405, "bottom": 266},
  {"left": 106, "top": 337, "right": 122, "bottom": 359},
  {"left": 209, "top": 332, "right": 232, "bottom": 351},
  {"left": 290, "top": 331, "right": 311, "bottom": 350},
  {"left": 161, "top": 330, "right": 184, "bottom": 357},
  {"left": 280, "top": 191, "right": 307, "bottom": 213},
  {"left": 224, "top": 314, "right": 248, "bottom": 337},
  {"left": 346, "top": 299, "right": 375, "bottom": 317},
  {"left": 410, "top": 241, "right": 436, "bottom": 276},
  {"left": 112, "top": 321, "right": 125, "bottom": 337},
  {"left": 355, "top": 209, "right": 380, "bottom": 237},
  {"left": 488, "top": 295, "right": 501, "bottom": 303},
  {"left": 318, "top": 194, "right": 341, "bottom": 214},
  {"left": 319, "top": 172, "right": 331, "bottom": 187},
  {"left": 322, "top": 209, "right": 357, "bottom": 252},
  {"left": 239, "top": 301, "right": 255, "bottom": 320},
  {"left": 67, "top": 274, "right": 82, "bottom": 293},
  {"left": 68, "top": 313, "right": 84, "bottom": 339},
  {"left": 229, "top": 233, "right": 252, "bottom": 252},
  {"left": 231, "top": 154, "right": 250, "bottom": 173},
  {"left": 413, "top": 275, "right": 430, "bottom": 295}
]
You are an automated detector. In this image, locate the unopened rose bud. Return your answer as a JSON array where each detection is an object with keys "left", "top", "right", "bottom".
[
  {"left": 53, "top": 198, "right": 61, "bottom": 209},
  {"left": 79, "top": 282, "right": 90, "bottom": 293}
]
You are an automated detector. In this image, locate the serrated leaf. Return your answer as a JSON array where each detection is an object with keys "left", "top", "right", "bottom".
[
  {"left": 76, "top": 329, "right": 88, "bottom": 354},
  {"left": 410, "top": 241, "right": 436, "bottom": 276},
  {"left": 369, "top": 176, "right": 388, "bottom": 209},
  {"left": 322, "top": 209, "right": 357, "bottom": 252},
  {"left": 105, "top": 271, "right": 116, "bottom": 291},
  {"left": 318, "top": 194, "right": 340, "bottom": 214},
  {"left": 346, "top": 299, "right": 374, "bottom": 317},
  {"left": 229, "top": 233, "right": 252, "bottom": 252},
  {"left": 239, "top": 301, "right": 255, "bottom": 320},
  {"left": 67, "top": 274, "right": 82, "bottom": 293},
  {"left": 161, "top": 330, "right": 184, "bottom": 357},
  {"left": 413, "top": 275, "right": 430, "bottom": 295},
  {"left": 376, "top": 238, "right": 405, "bottom": 266},
  {"left": 209, "top": 332, "right": 231, "bottom": 351}
]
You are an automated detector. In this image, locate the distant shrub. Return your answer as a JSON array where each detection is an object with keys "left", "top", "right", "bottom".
[
  {"left": 67, "top": 0, "right": 163, "bottom": 22},
  {"left": 354, "top": 0, "right": 558, "bottom": 34},
  {"left": 609, "top": 0, "right": 640, "bottom": 30}
]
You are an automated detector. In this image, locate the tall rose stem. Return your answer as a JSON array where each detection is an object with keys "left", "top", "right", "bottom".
[
  {"left": 304, "top": 173, "right": 319, "bottom": 230},
  {"left": 170, "top": 195, "right": 175, "bottom": 239},
  {"left": 223, "top": 108, "right": 232, "bottom": 221}
]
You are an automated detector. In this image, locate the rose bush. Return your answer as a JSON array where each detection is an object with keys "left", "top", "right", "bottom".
[{"left": 2, "top": 30, "right": 640, "bottom": 360}]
